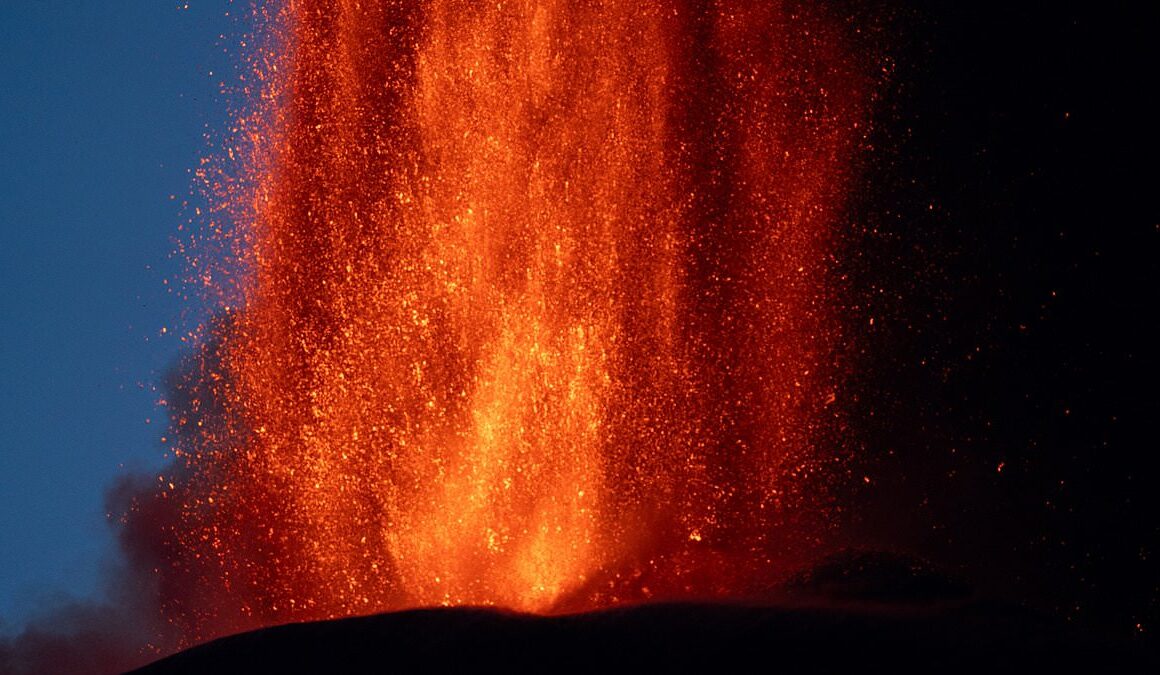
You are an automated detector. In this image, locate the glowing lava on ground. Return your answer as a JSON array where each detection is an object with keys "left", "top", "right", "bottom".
[{"left": 131, "top": 0, "right": 873, "bottom": 647}]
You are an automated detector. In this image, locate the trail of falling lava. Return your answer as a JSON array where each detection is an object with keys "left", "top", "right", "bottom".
[{"left": 136, "top": 0, "right": 873, "bottom": 647}]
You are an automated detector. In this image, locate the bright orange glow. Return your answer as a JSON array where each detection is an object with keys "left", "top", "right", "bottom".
[{"left": 148, "top": 0, "right": 872, "bottom": 646}]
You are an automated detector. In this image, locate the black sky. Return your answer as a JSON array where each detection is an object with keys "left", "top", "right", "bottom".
[{"left": 839, "top": 0, "right": 1158, "bottom": 642}]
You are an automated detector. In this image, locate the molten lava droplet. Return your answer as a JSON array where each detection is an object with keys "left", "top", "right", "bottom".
[{"left": 152, "top": 0, "right": 874, "bottom": 645}]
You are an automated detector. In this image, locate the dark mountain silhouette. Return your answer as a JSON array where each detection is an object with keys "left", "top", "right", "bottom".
[
  {"left": 130, "top": 602, "right": 1154, "bottom": 674},
  {"left": 133, "top": 552, "right": 1154, "bottom": 674}
]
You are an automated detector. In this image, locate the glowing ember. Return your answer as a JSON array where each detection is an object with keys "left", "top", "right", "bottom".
[{"left": 141, "top": 0, "right": 871, "bottom": 645}]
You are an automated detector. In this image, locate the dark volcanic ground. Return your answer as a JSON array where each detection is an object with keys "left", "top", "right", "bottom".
[
  {"left": 131, "top": 601, "right": 1154, "bottom": 674},
  {"left": 131, "top": 552, "right": 1155, "bottom": 674}
]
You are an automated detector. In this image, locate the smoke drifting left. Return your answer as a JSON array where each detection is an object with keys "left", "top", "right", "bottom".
[
  {"left": 0, "top": 570, "right": 159, "bottom": 674},
  {"left": 0, "top": 341, "right": 225, "bottom": 673}
]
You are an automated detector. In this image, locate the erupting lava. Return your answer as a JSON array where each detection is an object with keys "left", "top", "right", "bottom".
[{"left": 134, "top": 0, "right": 872, "bottom": 646}]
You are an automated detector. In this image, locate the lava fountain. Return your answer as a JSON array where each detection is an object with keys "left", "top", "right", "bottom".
[{"left": 133, "top": 0, "right": 872, "bottom": 647}]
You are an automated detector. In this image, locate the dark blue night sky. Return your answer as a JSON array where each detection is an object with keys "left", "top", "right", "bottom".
[{"left": 1, "top": 2, "right": 236, "bottom": 631}]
